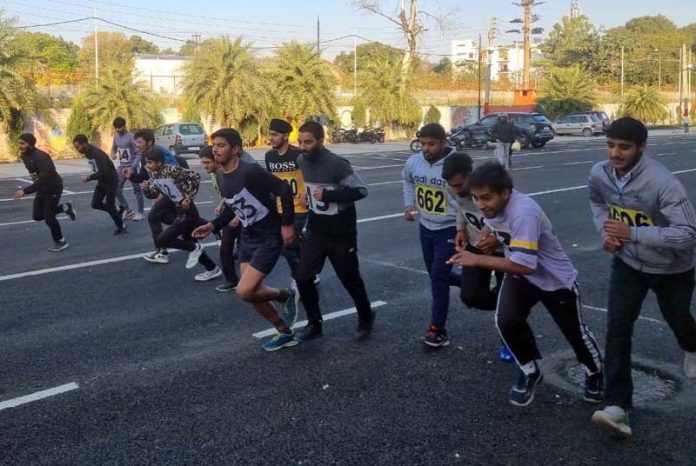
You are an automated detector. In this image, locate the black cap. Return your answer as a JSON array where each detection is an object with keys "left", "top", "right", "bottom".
[{"left": 269, "top": 118, "right": 292, "bottom": 134}]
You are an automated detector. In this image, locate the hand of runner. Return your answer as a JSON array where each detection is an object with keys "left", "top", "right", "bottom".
[
  {"left": 229, "top": 217, "right": 240, "bottom": 228},
  {"left": 281, "top": 224, "right": 296, "bottom": 246},
  {"left": 313, "top": 186, "right": 324, "bottom": 201},
  {"left": 299, "top": 191, "right": 309, "bottom": 208},
  {"left": 475, "top": 231, "right": 499, "bottom": 255},
  {"left": 447, "top": 251, "right": 479, "bottom": 267},
  {"left": 122, "top": 168, "right": 132, "bottom": 179},
  {"left": 181, "top": 199, "right": 191, "bottom": 210},
  {"left": 455, "top": 230, "right": 468, "bottom": 252},
  {"left": 140, "top": 180, "right": 149, "bottom": 190},
  {"left": 13, "top": 188, "right": 25, "bottom": 200},
  {"left": 603, "top": 235, "right": 623, "bottom": 253},
  {"left": 81, "top": 174, "right": 90, "bottom": 183},
  {"left": 603, "top": 219, "right": 631, "bottom": 241},
  {"left": 404, "top": 205, "right": 418, "bottom": 221},
  {"left": 192, "top": 222, "right": 214, "bottom": 239}
]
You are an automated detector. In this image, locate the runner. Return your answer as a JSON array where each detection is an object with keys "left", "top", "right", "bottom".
[
  {"left": 111, "top": 117, "right": 144, "bottom": 221},
  {"left": 491, "top": 114, "right": 515, "bottom": 170},
  {"left": 403, "top": 123, "right": 460, "bottom": 348},
  {"left": 13, "top": 133, "right": 76, "bottom": 251},
  {"left": 72, "top": 134, "right": 126, "bottom": 235},
  {"left": 192, "top": 128, "right": 299, "bottom": 351},
  {"left": 294, "top": 121, "right": 375, "bottom": 340},
  {"left": 124, "top": 129, "right": 178, "bottom": 264},
  {"left": 448, "top": 162, "right": 603, "bottom": 407},
  {"left": 442, "top": 152, "right": 513, "bottom": 361},
  {"left": 199, "top": 146, "right": 241, "bottom": 291},
  {"left": 264, "top": 118, "right": 314, "bottom": 282},
  {"left": 141, "top": 150, "right": 221, "bottom": 281},
  {"left": 588, "top": 117, "right": 696, "bottom": 437}
]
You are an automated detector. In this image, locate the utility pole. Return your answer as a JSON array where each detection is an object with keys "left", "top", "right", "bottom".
[
  {"left": 477, "top": 34, "right": 482, "bottom": 120},
  {"left": 485, "top": 17, "right": 497, "bottom": 114},
  {"left": 620, "top": 46, "right": 624, "bottom": 100},
  {"left": 353, "top": 31, "right": 357, "bottom": 100},
  {"left": 94, "top": 7, "right": 99, "bottom": 88},
  {"left": 683, "top": 43, "right": 691, "bottom": 132},
  {"left": 522, "top": 0, "right": 531, "bottom": 89},
  {"left": 316, "top": 16, "right": 321, "bottom": 58}
]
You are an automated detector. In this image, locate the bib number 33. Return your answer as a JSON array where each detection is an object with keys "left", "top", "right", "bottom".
[{"left": 416, "top": 185, "right": 447, "bottom": 216}]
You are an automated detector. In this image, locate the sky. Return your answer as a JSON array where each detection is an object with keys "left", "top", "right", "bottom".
[{"left": 5, "top": 0, "right": 696, "bottom": 61}]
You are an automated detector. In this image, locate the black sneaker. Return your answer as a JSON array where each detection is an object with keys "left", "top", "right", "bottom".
[
  {"left": 356, "top": 311, "right": 376, "bottom": 339},
  {"left": 424, "top": 325, "right": 449, "bottom": 348},
  {"left": 113, "top": 226, "right": 127, "bottom": 235},
  {"left": 584, "top": 370, "right": 604, "bottom": 404},
  {"left": 509, "top": 368, "right": 544, "bottom": 407},
  {"left": 65, "top": 201, "right": 77, "bottom": 221},
  {"left": 298, "top": 322, "right": 323, "bottom": 341},
  {"left": 216, "top": 282, "right": 238, "bottom": 292},
  {"left": 48, "top": 239, "right": 69, "bottom": 252}
]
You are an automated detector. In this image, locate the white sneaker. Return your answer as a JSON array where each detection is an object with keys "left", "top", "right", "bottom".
[
  {"left": 592, "top": 405, "right": 632, "bottom": 437},
  {"left": 685, "top": 351, "right": 696, "bottom": 379},
  {"left": 132, "top": 212, "right": 144, "bottom": 221},
  {"left": 195, "top": 267, "right": 222, "bottom": 282},
  {"left": 186, "top": 243, "right": 204, "bottom": 269},
  {"left": 143, "top": 249, "right": 169, "bottom": 264},
  {"left": 121, "top": 208, "right": 133, "bottom": 220}
]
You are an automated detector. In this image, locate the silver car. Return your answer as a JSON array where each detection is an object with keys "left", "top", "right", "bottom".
[
  {"left": 154, "top": 122, "right": 207, "bottom": 155},
  {"left": 554, "top": 115, "right": 604, "bottom": 137}
]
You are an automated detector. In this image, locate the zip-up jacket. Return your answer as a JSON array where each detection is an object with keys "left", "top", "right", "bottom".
[
  {"left": 142, "top": 165, "right": 200, "bottom": 204},
  {"left": 492, "top": 121, "right": 516, "bottom": 143},
  {"left": 402, "top": 147, "right": 458, "bottom": 231},
  {"left": 588, "top": 155, "right": 696, "bottom": 274},
  {"left": 85, "top": 145, "right": 118, "bottom": 185},
  {"left": 21, "top": 147, "right": 63, "bottom": 195},
  {"left": 297, "top": 147, "right": 368, "bottom": 237}
]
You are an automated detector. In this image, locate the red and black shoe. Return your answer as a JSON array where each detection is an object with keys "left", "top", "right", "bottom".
[{"left": 424, "top": 324, "right": 449, "bottom": 348}]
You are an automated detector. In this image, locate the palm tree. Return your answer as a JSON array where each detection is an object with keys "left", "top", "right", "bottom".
[
  {"left": 79, "top": 64, "right": 163, "bottom": 133},
  {"left": 266, "top": 41, "right": 336, "bottom": 123},
  {"left": 535, "top": 66, "right": 596, "bottom": 121},
  {"left": 182, "top": 37, "right": 265, "bottom": 130},
  {"left": 619, "top": 86, "right": 667, "bottom": 124}
]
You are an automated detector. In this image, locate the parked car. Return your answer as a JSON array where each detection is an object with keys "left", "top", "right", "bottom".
[
  {"left": 554, "top": 114, "right": 604, "bottom": 136},
  {"left": 154, "top": 122, "right": 208, "bottom": 156},
  {"left": 463, "top": 112, "right": 555, "bottom": 149},
  {"left": 565, "top": 111, "right": 611, "bottom": 132}
]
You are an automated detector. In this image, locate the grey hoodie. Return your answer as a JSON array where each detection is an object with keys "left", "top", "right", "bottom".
[{"left": 588, "top": 154, "right": 696, "bottom": 274}]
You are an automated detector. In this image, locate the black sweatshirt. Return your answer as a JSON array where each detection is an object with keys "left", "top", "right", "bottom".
[
  {"left": 21, "top": 147, "right": 63, "bottom": 195},
  {"left": 211, "top": 159, "right": 294, "bottom": 237},
  {"left": 84, "top": 145, "right": 118, "bottom": 185}
]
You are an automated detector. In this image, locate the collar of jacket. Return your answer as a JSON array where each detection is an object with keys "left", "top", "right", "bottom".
[{"left": 602, "top": 153, "right": 650, "bottom": 183}]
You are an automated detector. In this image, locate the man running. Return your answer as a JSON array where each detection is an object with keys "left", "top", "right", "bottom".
[
  {"left": 111, "top": 117, "right": 144, "bottom": 221},
  {"left": 141, "top": 150, "right": 221, "bottom": 281},
  {"left": 294, "top": 121, "right": 375, "bottom": 340},
  {"left": 491, "top": 114, "right": 515, "bottom": 170},
  {"left": 403, "top": 123, "right": 459, "bottom": 347},
  {"left": 13, "top": 133, "right": 76, "bottom": 251},
  {"left": 124, "top": 129, "right": 178, "bottom": 264},
  {"left": 588, "top": 117, "right": 696, "bottom": 437},
  {"left": 264, "top": 118, "right": 309, "bottom": 280},
  {"left": 448, "top": 162, "right": 603, "bottom": 407},
  {"left": 72, "top": 134, "right": 126, "bottom": 235},
  {"left": 193, "top": 128, "right": 298, "bottom": 351}
]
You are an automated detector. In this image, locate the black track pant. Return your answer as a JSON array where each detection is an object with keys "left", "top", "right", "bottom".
[
  {"left": 92, "top": 183, "right": 123, "bottom": 229},
  {"left": 148, "top": 198, "right": 178, "bottom": 248},
  {"left": 32, "top": 188, "right": 66, "bottom": 242},
  {"left": 156, "top": 203, "right": 216, "bottom": 271},
  {"left": 295, "top": 231, "right": 372, "bottom": 324},
  {"left": 220, "top": 224, "right": 241, "bottom": 284},
  {"left": 495, "top": 274, "right": 602, "bottom": 373}
]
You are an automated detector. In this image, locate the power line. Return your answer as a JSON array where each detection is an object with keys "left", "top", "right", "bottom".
[{"left": 16, "top": 16, "right": 92, "bottom": 28}]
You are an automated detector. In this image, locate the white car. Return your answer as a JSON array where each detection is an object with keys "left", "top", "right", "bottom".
[{"left": 154, "top": 122, "right": 207, "bottom": 155}]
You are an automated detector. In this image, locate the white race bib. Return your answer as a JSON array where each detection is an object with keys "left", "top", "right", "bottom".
[
  {"left": 224, "top": 188, "right": 270, "bottom": 228},
  {"left": 88, "top": 159, "right": 98, "bottom": 174},
  {"left": 153, "top": 178, "right": 184, "bottom": 202},
  {"left": 305, "top": 182, "right": 339, "bottom": 216},
  {"left": 117, "top": 148, "right": 132, "bottom": 163}
]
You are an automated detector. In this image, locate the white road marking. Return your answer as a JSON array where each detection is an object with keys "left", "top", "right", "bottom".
[
  {"left": 0, "top": 382, "right": 79, "bottom": 411},
  {"left": 512, "top": 165, "right": 543, "bottom": 171},
  {"left": 564, "top": 161, "right": 594, "bottom": 166},
  {"left": 357, "top": 213, "right": 403, "bottom": 223},
  {"left": 0, "top": 215, "right": 69, "bottom": 227},
  {"left": 367, "top": 180, "right": 402, "bottom": 187},
  {"left": 655, "top": 152, "right": 677, "bottom": 157},
  {"left": 63, "top": 189, "right": 76, "bottom": 195},
  {"left": 582, "top": 305, "right": 665, "bottom": 325},
  {"left": 15, "top": 178, "right": 33, "bottom": 184},
  {"left": 252, "top": 301, "right": 387, "bottom": 339},
  {"left": 354, "top": 164, "right": 404, "bottom": 170}
]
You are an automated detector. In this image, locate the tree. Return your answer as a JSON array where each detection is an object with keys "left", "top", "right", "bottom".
[
  {"left": 351, "top": 98, "right": 367, "bottom": 127},
  {"left": 535, "top": 67, "right": 595, "bottom": 120},
  {"left": 182, "top": 37, "right": 266, "bottom": 130},
  {"left": 66, "top": 99, "right": 95, "bottom": 140},
  {"left": 542, "top": 15, "right": 600, "bottom": 72},
  {"left": 432, "top": 57, "right": 452, "bottom": 75},
  {"left": 181, "top": 98, "right": 202, "bottom": 125},
  {"left": 424, "top": 105, "right": 441, "bottom": 124},
  {"left": 79, "top": 31, "right": 133, "bottom": 74},
  {"left": 619, "top": 86, "right": 667, "bottom": 124},
  {"left": 334, "top": 41, "right": 410, "bottom": 75},
  {"left": 128, "top": 35, "right": 159, "bottom": 55},
  {"left": 267, "top": 42, "right": 336, "bottom": 124},
  {"left": 12, "top": 32, "right": 78, "bottom": 84},
  {"left": 78, "top": 64, "right": 163, "bottom": 133}
]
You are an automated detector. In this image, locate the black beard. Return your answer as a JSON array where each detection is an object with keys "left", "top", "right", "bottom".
[{"left": 302, "top": 147, "right": 321, "bottom": 159}]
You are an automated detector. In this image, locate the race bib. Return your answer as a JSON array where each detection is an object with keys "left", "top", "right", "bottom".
[
  {"left": 88, "top": 160, "right": 98, "bottom": 174},
  {"left": 305, "top": 183, "right": 339, "bottom": 216},
  {"left": 276, "top": 171, "right": 308, "bottom": 214},
  {"left": 152, "top": 178, "right": 184, "bottom": 202},
  {"left": 224, "top": 188, "right": 270, "bottom": 228},
  {"left": 463, "top": 210, "right": 486, "bottom": 232},
  {"left": 609, "top": 205, "right": 654, "bottom": 227},
  {"left": 416, "top": 185, "right": 447, "bottom": 216},
  {"left": 117, "top": 148, "right": 132, "bottom": 163}
]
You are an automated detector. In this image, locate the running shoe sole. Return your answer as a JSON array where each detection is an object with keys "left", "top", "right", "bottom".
[
  {"left": 591, "top": 411, "right": 632, "bottom": 437},
  {"left": 263, "top": 339, "right": 299, "bottom": 352},
  {"left": 509, "top": 374, "right": 544, "bottom": 407},
  {"left": 583, "top": 392, "right": 604, "bottom": 404},
  {"left": 423, "top": 339, "right": 450, "bottom": 348},
  {"left": 143, "top": 255, "right": 169, "bottom": 264},
  {"left": 195, "top": 269, "right": 223, "bottom": 282},
  {"left": 48, "top": 243, "right": 69, "bottom": 252}
]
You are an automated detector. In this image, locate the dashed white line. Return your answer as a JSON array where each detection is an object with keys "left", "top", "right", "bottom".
[
  {"left": 582, "top": 305, "right": 665, "bottom": 325},
  {"left": 0, "top": 382, "right": 79, "bottom": 411},
  {"left": 563, "top": 161, "right": 594, "bottom": 166},
  {"left": 252, "top": 301, "right": 388, "bottom": 338},
  {"left": 354, "top": 164, "right": 404, "bottom": 170},
  {"left": 512, "top": 165, "right": 543, "bottom": 171}
]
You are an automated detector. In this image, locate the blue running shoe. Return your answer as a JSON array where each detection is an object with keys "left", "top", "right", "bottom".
[
  {"left": 509, "top": 368, "right": 544, "bottom": 407},
  {"left": 499, "top": 345, "right": 514, "bottom": 362},
  {"left": 262, "top": 332, "right": 298, "bottom": 352},
  {"left": 281, "top": 286, "right": 298, "bottom": 328}
]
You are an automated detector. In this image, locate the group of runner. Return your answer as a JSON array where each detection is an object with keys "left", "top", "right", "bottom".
[{"left": 13, "top": 115, "right": 696, "bottom": 437}]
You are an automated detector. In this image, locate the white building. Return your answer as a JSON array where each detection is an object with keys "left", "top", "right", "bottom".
[
  {"left": 450, "top": 40, "right": 527, "bottom": 83},
  {"left": 133, "top": 54, "right": 190, "bottom": 96}
]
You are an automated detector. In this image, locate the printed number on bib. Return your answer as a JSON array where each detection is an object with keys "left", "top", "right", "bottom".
[
  {"left": 464, "top": 211, "right": 486, "bottom": 232},
  {"left": 118, "top": 148, "right": 131, "bottom": 163},
  {"left": 416, "top": 185, "right": 447, "bottom": 216},
  {"left": 224, "top": 188, "right": 270, "bottom": 228},
  {"left": 305, "top": 183, "right": 339, "bottom": 216},
  {"left": 609, "top": 205, "right": 654, "bottom": 227},
  {"left": 153, "top": 178, "right": 184, "bottom": 202},
  {"left": 277, "top": 172, "right": 302, "bottom": 197},
  {"left": 88, "top": 159, "right": 98, "bottom": 174}
]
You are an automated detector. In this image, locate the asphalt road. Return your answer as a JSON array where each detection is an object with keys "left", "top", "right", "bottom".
[{"left": 1, "top": 136, "right": 696, "bottom": 465}]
